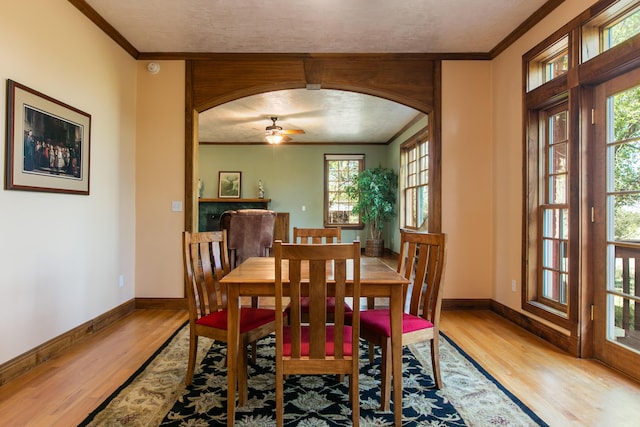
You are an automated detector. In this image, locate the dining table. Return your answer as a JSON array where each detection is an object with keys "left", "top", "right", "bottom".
[{"left": 220, "top": 256, "right": 409, "bottom": 426}]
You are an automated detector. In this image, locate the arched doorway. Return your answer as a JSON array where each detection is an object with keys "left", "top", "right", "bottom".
[{"left": 184, "top": 54, "right": 441, "bottom": 232}]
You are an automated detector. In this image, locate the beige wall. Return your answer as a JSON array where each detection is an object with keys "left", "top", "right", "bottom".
[
  {"left": 135, "top": 61, "right": 185, "bottom": 297},
  {"left": 0, "top": 0, "right": 597, "bottom": 365},
  {"left": 441, "top": 61, "right": 495, "bottom": 299},
  {"left": 0, "top": 0, "right": 137, "bottom": 363}
]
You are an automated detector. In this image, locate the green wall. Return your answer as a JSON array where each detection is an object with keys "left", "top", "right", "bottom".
[{"left": 199, "top": 144, "right": 392, "bottom": 244}]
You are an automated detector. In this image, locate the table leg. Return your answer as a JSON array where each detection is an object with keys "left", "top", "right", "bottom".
[
  {"left": 390, "top": 285, "right": 403, "bottom": 426},
  {"left": 227, "top": 287, "right": 241, "bottom": 427}
]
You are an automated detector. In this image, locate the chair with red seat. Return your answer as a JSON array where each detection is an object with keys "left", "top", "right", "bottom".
[
  {"left": 289, "top": 227, "right": 349, "bottom": 323},
  {"left": 273, "top": 240, "right": 361, "bottom": 427},
  {"left": 182, "top": 230, "right": 276, "bottom": 406},
  {"left": 359, "top": 230, "right": 446, "bottom": 411}
]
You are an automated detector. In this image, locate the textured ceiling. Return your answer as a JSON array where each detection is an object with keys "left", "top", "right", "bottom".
[
  {"left": 84, "top": 0, "right": 548, "bottom": 53},
  {"left": 198, "top": 89, "right": 423, "bottom": 144},
  {"left": 80, "top": 0, "right": 550, "bottom": 143}
]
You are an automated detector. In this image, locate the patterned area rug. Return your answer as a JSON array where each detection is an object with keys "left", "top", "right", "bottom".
[{"left": 80, "top": 323, "right": 548, "bottom": 426}]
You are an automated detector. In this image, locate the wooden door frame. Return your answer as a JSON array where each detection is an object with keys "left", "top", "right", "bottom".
[
  {"left": 183, "top": 54, "right": 442, "bottom": 234},
  {"left": 592, "top": 67, "right": 640, "bottom": 381}
]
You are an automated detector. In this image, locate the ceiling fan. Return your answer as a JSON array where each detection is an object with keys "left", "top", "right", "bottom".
[{"left": 264, "top": 116, "right": 305, "bottom": 144}]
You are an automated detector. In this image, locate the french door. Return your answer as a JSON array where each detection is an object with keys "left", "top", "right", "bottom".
[{"left": 593, "top": 67, "right": 640, "bottom": 380}]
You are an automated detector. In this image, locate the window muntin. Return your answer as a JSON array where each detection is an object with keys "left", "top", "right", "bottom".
[
  {"left": 324, "top": 154, "right": 364, "bottom": 227},
  {"left": 401, "top": 129, "right": 429, "bottom": 230}
]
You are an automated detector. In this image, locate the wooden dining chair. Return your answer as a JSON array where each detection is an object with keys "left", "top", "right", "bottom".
[
  {"left": 274, "top": 240, "right": 361, "bottom": 427},
  {"left": 292, "top": 226, "right": 342, "bottom": 244},
  {"left": 359, "top": 230, "right": 446, "bottom": 411},
  {"left": 289, "top": 227, "right": 351, "bottom": 324},
  {"left": 182, "top": 230, "right": 276, "bottom": 406}
]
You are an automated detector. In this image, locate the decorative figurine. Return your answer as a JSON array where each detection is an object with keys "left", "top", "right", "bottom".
[{"left": 258, "top": 180, "right": 264, "bottom": 199}]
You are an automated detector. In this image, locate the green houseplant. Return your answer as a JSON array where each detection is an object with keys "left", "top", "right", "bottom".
[{"left": 345, "top": 166, "right": 398, "bottom": 256}]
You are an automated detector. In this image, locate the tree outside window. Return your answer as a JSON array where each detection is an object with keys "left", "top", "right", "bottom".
[{"left": 324, "top": 154, "right": 364, "bottom": 227}]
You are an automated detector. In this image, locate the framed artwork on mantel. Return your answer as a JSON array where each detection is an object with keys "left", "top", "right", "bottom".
[
  {"left": 4, "top": 79, "right": 91, "bottom": 195},
  {"left": 218, "top": 171, "right": 241, "bottom": 198}
]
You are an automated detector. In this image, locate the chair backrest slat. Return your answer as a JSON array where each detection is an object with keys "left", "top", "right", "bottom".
[
  {"left": 274, "top": 240, "right": 360, "bottom": 363},
  {"left": 398, "top": 230, "right": 446, "bottom": 323},
  {"left": 183, "top": 231, "right": 231, "bottom": 321},
  {"left": 293, "top": 227, "right": 342, "bottom": 245}
]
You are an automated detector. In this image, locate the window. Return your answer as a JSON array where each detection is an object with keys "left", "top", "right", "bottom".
[
  {"left": 603, "top": 6, "right": 640, "bottom": 49},
  {"left": 539, "top": 104, "right": 570, "bottom": 312},
  {"left": 525, "top": 30, "right": 574, "bottom": 325},
  {"left": 583, "top": 1, "right": 640, "bottom": 62},
  {"left": 527, "top": 36, "right": 569, "bottom": 91},
  {"left": 523, "top": 0, "right": 640, "bottom": 332},
  {"left": 526, "top": 99, "right": 571, "bottom": 320},
  {"left": 324, "top": 154, "right": 364, "bottom": 227},
  {"left": 401, "top": 127, "right": 429, "bottom": 230}
]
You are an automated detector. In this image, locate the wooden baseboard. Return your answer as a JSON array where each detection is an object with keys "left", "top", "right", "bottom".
[
  {"left": 442, "top": 298, "right": 491, "bottom": 310},
  {"left": 135, "top": 297, "right": 188, "bottom": 310},
  {"left": 0, "top": 299, "right": 135, "bottom": 386},
  {"left": 490, "top": 300, "right": 575, "bottom": 355}
]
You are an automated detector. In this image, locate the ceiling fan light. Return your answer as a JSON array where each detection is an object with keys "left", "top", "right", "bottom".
[{"left": 265, "top": 132, "right": 283, "bottom": 144}]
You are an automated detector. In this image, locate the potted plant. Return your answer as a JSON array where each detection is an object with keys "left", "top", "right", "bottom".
[{"left": 345, "top": 166, "right": 398, "bottom": 256}]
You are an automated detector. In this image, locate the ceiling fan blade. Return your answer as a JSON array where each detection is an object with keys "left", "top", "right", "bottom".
[
  {"left": 281, "top": 135, "right": 292, "bottom": 142},
  {"left": 280, "top": 129, "right": 305, "bottom": 134}
]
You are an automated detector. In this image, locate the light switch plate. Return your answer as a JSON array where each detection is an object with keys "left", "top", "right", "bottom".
[{"left": 171, "top": 201, "right": 183, "bottom": 212}]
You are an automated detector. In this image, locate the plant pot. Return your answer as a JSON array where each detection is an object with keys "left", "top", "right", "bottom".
[{"left": 364, "top": 238, "right": 384, "bottom": 257}]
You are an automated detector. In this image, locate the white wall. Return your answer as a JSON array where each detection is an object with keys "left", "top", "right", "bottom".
[{"left": 0, "top": 0, "right": 137, "bottom": 364}]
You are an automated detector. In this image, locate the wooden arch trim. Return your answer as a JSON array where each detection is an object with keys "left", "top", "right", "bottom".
[
  {"left": 190, "top": 55, "right": 436, "bottom": 113},
  {"left": 184, "top": 54, "right": 440, "bottom": 231}
]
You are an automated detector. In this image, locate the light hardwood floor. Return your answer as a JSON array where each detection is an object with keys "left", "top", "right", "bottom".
[{"left": 1, "top": 309, "right": 639, "bottom": 426}]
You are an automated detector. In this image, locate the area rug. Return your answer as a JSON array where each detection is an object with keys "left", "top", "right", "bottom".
[{"left": 80, "top": 323, "right": 548, "bottom": 426}]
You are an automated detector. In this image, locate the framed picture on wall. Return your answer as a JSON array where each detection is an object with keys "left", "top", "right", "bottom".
[
  {"left": 218, "top": 171, "right": 241, "bottom": 198},
  {"left": 4, "top": 79, "right": 91, "bottom": 195}
]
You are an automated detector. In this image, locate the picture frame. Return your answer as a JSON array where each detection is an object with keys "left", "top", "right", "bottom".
[
  {"left": 218, "top": 171, "right": 241, "bottom": 198},
  {"left": 5, "top": 79, "right": 91, "bottom": 195}
]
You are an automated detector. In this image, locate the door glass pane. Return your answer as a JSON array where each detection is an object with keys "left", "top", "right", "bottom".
[
  {"left": 612, "top": 194, "right": 640, "bottom": 241},
  {"left": 613, "top": 141, "right": 640, "bottom": 192},
  {"left": 608, "top": 293, "right": 640, "bottom": 353},
  {"left": 606, "top": 83, "right": 640, "bottom": 352}
]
